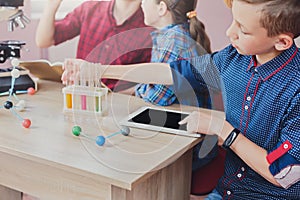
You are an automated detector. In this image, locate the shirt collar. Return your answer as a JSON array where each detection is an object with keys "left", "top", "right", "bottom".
[
  {"left": 109, "top": 0, "right": 144, "bottom": 26},
  {"left": 151, "top": 24, "right": 176, "bottom": 38},
  {"left": 150, "top": 23, "right": 188, "bottom": 37},
  {"left": 108, "top": 0, "right": 114, "bottom": 18},
  {"left": 247, "top": 43, "right": 298, "bottom": 81}
]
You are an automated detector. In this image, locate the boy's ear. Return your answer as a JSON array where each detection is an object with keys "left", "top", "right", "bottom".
[
  {"left": 158, "top": 1, "right": 168, "bottom": 16},
  {"left": 274, "top": 34, "right": 294, "bottom": 51}
]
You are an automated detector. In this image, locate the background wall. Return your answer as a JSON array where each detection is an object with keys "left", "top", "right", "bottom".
[
  {"left": 197, "top": 0, "right": 232, "bottom": 51},
  {"left": 0, "top": 0, "right": 299, "bottom": 63},
  {"left": 0, "top": 0, "right": 81, "bottom": 63},
  {"left": 0, "top": 0, "right": 39, "bottom": 63}
]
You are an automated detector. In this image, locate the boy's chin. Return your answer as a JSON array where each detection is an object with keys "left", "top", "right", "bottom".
[{"left": 234, "top": 47, "right": 246, "bottom": 55}]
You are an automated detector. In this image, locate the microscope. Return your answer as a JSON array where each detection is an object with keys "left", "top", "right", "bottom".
[
  {"left": 0, "top": 0, "right": 36, "bottom": 94},
  {"left": 0, "top": 0, "right": 30, "bottom": 31}
]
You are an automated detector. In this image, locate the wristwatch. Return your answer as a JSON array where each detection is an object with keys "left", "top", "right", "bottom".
[{"left": 222, "top": 128, "right": 240, "bottom": 149}]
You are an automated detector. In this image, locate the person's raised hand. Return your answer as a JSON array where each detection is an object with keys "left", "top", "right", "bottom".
[{"left": 46, "top": 0, "right": 63, "bottom": 12}]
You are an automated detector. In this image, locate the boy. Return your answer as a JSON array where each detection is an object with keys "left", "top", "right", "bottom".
[
  {"left": 62, "top": 0, "right": 300, "bottom": 199},
  {"left": 36, "top": 0, "right": 153, "bottom": 91}
]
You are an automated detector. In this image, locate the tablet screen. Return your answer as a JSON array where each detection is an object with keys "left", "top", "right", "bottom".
[{"left": 129, "top": 108, "right": 188, "bottom": 130}]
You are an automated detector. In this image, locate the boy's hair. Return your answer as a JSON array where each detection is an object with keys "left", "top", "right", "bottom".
[
  {"left": 223, "top": 0, "right": 232, "bottom": 8},
  {"left": 226, "top": 0, "right": 300, "bottom": 38},
  {"left": 158, "top": 0, "right": 212, "bottom": 53}
]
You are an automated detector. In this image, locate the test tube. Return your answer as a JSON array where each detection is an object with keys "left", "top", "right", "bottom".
[{"left": 66, "top": 93, "right": 72, "bottom": 109}]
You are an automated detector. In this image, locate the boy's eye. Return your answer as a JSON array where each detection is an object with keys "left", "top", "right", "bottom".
[{"left": 240, "top": 29, "right": 248, "bottom": 35}]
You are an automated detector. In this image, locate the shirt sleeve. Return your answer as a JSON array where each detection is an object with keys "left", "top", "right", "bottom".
[
  {"left": 135, "top": 84, "right": 177, "bottom": 106},
  {"left": 267, "top": 92, "right": 300, "bottom": 189},
  {"left": 53, "top": 3, "right": 84, "bottom": 45},
  {"left": 135, "top": 37, "right": 179, "bottom": 106}
]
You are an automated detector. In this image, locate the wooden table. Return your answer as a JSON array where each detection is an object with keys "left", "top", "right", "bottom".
[{"left": 0, "top": 80, "right": 219, "bottom": 200}]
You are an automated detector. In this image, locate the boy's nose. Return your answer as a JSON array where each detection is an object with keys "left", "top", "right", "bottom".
[{"left": 226, "top": 22, "right": 238, "bottom": 40}]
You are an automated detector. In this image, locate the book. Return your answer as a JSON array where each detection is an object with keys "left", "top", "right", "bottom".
[
  {"left": 19, "top": 60, "right": 63, "bottom": 82},
  {"left": 0, "top": 67, "right": 37, "bottom": 94}
]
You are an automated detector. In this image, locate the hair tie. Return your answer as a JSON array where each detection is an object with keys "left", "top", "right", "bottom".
[{"left": 186, "top": 11, "right": 197, "bottom": 19}]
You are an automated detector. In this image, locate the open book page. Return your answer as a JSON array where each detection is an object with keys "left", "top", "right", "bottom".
[{"left": 19, "top": 60, "right": 63, "bottom": 82}]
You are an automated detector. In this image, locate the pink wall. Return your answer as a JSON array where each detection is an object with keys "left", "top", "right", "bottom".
[
  {"left": 0, "top": 20, "right": 40, "bottom": 60},
  {"left": 0, "top": 0, "right": 40, "bottom": 61},
  {"left": 197, "top": 0, "right": 232, "bottom": 51}
]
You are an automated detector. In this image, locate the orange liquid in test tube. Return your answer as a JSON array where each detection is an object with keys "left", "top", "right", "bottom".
[{"left": 66, "top": 94, "right": 72, "bottom": 109}]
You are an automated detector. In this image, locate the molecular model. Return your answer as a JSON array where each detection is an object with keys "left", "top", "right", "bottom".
[
  {"left": 0, "top": 58, "right": 35, "bottom": 128},
  {"left": 72, "top": 125, "right": 130, "bottom": 146},
  {"left": 61, "top": 61, "right": 128, "bottom": 145}
]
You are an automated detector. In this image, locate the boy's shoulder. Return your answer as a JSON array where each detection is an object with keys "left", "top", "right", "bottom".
[{"left": 212, "top": 45, "right": 250, "bottom": 65}]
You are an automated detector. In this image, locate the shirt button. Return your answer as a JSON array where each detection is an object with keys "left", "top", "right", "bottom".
[
  {"left": 254, "top": 68, "right": 258, "bottom": 73},
  {"left": 105, "top": 45, "right": 110, "bottom": 49},
  {"left": 237, "top": 173, "right": 242, "bottom": 178},
  {"left": 227, "top": 190, "right": 231, "bottom": 195},
  {"left": 241, "top": 167, "right": 245, "bottom": 171},
  {"left": 247, "top": 96, "right": 251, "bottom": 101},
  {"left": 283, "top": 144, "right": 289, "bottom": 149},
  {"left": 245, "top": 105, "right": 249, "bottom": 110}
]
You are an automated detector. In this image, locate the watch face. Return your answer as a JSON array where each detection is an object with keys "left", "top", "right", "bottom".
[{"left": 222, "top": 128, "right": 240, "bottom": 149}]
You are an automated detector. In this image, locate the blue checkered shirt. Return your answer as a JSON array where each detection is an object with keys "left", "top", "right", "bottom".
[
  {"left": 135, "top": 23, "right": 210, "bottom": 107},
  {"left": 170, "top": 44, "right": 300, "bottom": 199}
]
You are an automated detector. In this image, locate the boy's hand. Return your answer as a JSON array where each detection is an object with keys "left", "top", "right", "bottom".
[{"left": 179, "top": 111, "right": 233, "bottom": 145}]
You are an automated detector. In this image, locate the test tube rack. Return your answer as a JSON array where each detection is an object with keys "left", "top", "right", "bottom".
[{"left": 62, "top": 85, "right": 108, "bottom": 116}]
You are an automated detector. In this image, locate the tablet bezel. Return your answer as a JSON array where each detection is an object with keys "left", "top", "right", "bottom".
[{"left": 119, "top": 106, "right": 202, "bottom": 138}]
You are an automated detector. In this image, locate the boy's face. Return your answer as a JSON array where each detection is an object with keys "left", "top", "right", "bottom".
[{"left": 226, "top": 0, "right": 277, "bottom": 57}]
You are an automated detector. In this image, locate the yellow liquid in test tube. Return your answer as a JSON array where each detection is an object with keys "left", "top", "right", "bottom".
[{"left": 66, "top": 94, "right": 72, "bottom": 109}]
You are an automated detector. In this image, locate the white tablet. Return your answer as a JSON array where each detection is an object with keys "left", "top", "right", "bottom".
[{"left": 120, "top": 106, "right": 202, "bottom": 138}]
